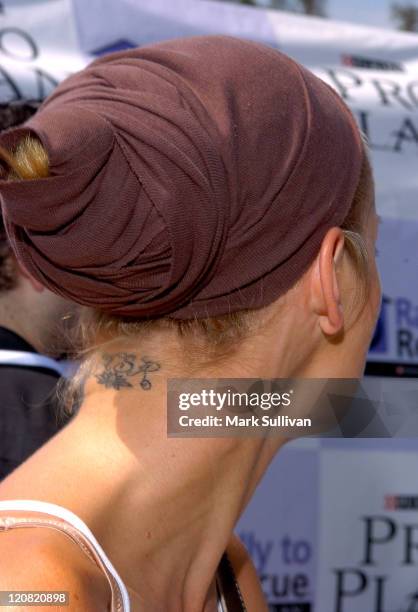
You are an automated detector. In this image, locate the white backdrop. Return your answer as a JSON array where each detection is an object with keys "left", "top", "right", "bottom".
[{"left": 1, "top": 1, "right": 418, "bottom": 610}]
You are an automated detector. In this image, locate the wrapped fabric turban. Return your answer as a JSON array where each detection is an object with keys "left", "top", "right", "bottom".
[{"left": 0, "top": 35, "right": 363, "bottom": 319}]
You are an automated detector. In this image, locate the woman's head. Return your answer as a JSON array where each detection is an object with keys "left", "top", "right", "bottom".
[{"left": 0, "top": 35, "right": 380, "bottom": 378}]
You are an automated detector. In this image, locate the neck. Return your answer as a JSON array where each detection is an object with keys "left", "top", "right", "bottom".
[
  {"left": 77, "top": 376, "right": 278, "bottom": 610},
  {"left": 0, "top": 344, "right": 284, "bottom": 611}
]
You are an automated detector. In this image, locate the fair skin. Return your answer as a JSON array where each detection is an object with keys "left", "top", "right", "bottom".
[
  {"left": 0, "top": 256, "right": 76, "bottom": 356},
  {"left": 0, "top": 209, "right": 381, "bottom": 611}
]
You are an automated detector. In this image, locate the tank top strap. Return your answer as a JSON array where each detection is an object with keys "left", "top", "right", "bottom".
[
  {"left": 0, "top": 500, "right": 130, "bottom": 612},
  {"left": 216, "top": 553, "right": 247, "bottom": 612}
]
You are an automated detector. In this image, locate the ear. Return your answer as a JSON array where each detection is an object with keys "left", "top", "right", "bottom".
[
  {"left": 16, "top": 260, "right": 45, "bottom": 293},
  {"left": 310, "top": 227, "right": 345, "bottom": 336}
]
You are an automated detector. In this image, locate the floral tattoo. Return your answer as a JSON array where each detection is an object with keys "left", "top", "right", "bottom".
[{"left": 95, "top": 353, "right": 161, "bottom": 391}]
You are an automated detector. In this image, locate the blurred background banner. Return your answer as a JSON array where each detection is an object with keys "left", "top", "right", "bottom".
[{"left": 1, "top": 1, "right": 418, "bottom": 610}]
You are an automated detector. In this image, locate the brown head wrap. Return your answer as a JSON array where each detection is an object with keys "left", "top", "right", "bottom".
[{"left": 0, "top": 35, "right": 363, "bottom": 319}]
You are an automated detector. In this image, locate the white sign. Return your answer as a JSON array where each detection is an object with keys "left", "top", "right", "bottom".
[{"left": 317, "top": 449, "right": 418, "bottom": 612}]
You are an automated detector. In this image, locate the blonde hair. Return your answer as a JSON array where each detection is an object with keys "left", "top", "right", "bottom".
[{"left": 0, "top": 135, "right": 49, "bottom": 180}]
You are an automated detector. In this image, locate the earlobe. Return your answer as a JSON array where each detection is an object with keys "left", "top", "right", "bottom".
[{"left": 311, "top": 227, "right": 345, "bottom": 337}]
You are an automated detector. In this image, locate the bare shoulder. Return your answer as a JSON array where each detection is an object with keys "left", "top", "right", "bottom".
[
  {"left": 226, "top": 533, "right": 268, "bottom": 612},
  {"left": 0, "top": 525, "right": 109, "bottom": 611}
]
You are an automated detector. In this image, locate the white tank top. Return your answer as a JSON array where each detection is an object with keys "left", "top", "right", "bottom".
[{"left": 0, "top": 499, "right": 227, "bottom": 612}]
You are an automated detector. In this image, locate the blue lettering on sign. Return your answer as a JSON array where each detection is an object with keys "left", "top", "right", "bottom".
[
  {"left": 395, "top": 297, "right": 418, "bottom": 328},
  {"left": 239, "top": 532, "right": 313, "bottom": 604},
  {"left": 239, "top": 531, "right": 274, "bottom": 573}
]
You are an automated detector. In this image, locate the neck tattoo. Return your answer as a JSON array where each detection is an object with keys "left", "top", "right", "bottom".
[{"left": 95, "top": 353, "right": 161, "bottom": 390}]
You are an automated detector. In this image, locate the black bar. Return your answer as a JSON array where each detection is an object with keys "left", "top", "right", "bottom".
[{"left": 365, "top": 361, "right": 418, "bottom": 378}]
